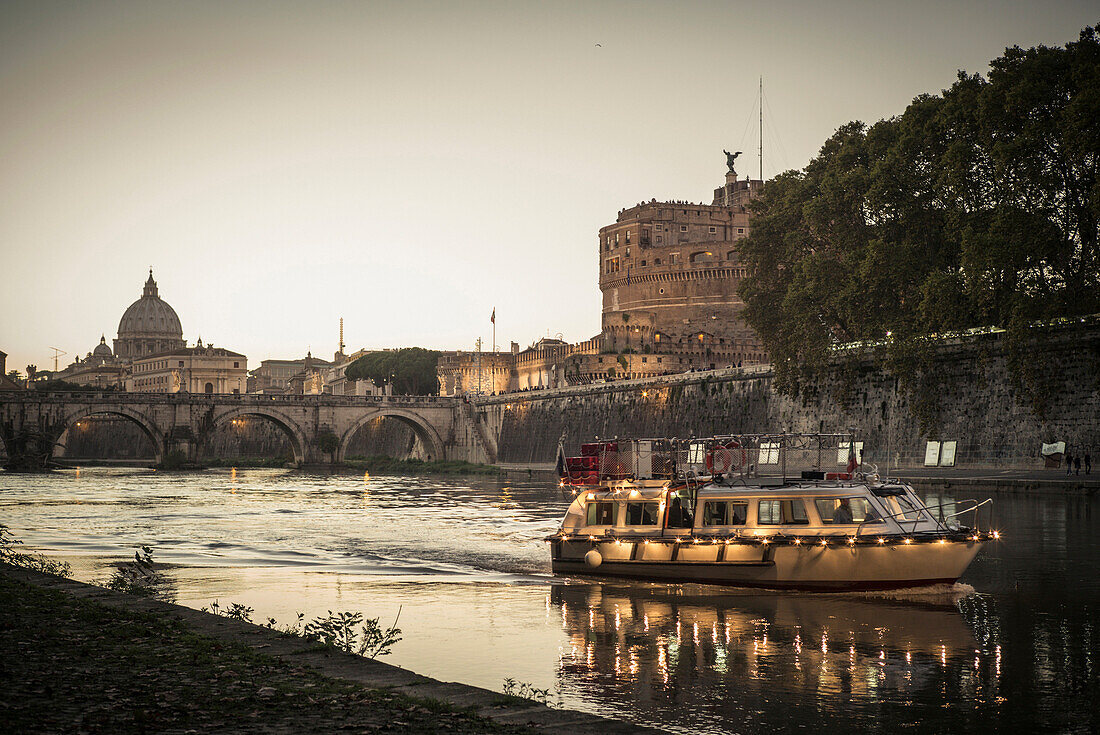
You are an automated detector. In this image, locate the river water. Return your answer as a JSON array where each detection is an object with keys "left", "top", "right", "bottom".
[{"left": 2, "top": 468, "right": 1096, "bottom": 734}]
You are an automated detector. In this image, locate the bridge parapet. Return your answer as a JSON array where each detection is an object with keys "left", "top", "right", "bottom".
[{"left": 0, "top": 391, "right": 458, "bottom": 407}]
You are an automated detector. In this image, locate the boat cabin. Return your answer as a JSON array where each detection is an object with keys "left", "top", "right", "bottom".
[{"left": 562, "top": 483, "right": 942, "bottom": 538}]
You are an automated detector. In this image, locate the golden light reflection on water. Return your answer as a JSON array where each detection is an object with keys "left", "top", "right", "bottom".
[
  {"left": 493, "top": 486, "right": 515, "bottom": 510},
  {"left": 552, "top": 582, "right": 997, "bottom": 721}
]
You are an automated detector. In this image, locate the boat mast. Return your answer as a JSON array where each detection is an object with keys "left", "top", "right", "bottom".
[{"left": 758, "top": 76, "right": 763, "bottom": 181}]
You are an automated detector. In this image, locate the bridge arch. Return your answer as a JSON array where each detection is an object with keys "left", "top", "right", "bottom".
[
  {"left": 339, "top": 408, "right": 447, "bottom": 463},
  {"left": 204, "top": 406, "right": 309, "bottom": 466},
  {"left": 56, "top": 406, "right": 166, "bottom": 464}
]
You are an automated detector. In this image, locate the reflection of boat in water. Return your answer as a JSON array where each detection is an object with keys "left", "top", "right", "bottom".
[
  {"left": 550, "top": 434, "right": 998, "bottom": 591},
  {"left": 550, "top": 580, "right": 990, "bottom": 715},
  {"left": 553, "top": 582, "right": 979, "bottom": 657}
]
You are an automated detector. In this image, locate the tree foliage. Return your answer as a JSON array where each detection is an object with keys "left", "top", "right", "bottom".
[
  {"left": 344, "top": 348, "right": 441, "bottom": 395},
  {"left": 315, "top": 429, "right": 339, "bottom": 463},
  {"left": 738, "top": 26, "right": 1100, "bottom": 422}
]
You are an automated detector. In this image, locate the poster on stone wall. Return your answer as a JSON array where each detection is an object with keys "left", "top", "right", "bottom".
[
  {"left": 924, "top": 441, "right": 941, "bottom": 466},
  {"left": 940, "top": 440, "right": 957, "bottom": 467}
]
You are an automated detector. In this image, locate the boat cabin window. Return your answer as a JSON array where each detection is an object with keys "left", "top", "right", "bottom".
[
  {"left": 625, "top": 501, "right": 660, "bottom": 526},
  {"left": 586, "top": 501, "right": 615, "bottom": 526},
  {"left": 757, "top": 499, "right": 809, "bottom": 525},
  {"left": 702, "top": 501, "right": 748, "bottom": 526},
  {"left": 883, "top": 493, "right": 925, "bottom": 521},
  {"left": 666, "top": 495, "right": 694, "bottom": 529},
  {"left": 815, "top": 497, "right": 883, "bottom": 524}
]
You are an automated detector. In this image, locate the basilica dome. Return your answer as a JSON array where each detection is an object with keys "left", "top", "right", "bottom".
[
  {"left": 92, "top": 335, "right": 113, "bottom": 359},
  {"left": 114, "top": 270, "right": 185, "bottom": 360}
]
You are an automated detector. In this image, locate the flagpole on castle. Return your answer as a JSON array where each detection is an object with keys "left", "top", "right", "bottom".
[{"left": 491, "top": 307, "right": 496, "bottom": 354}]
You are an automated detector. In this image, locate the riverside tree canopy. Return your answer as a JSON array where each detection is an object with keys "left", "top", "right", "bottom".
[
  {"left": 344, "top": 348, "right": 441, "bottom": 395},
  {"left": 738, "top": 26, "right": 1100, "bottom": 406}
]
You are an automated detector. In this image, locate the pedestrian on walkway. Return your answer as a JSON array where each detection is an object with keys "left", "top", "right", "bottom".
[
  {"left": 1074, "top": 455, "right": 1082, "bottom": 475},
  {"left": 1085, "top": 452, "right": 1092, "bottom": 475},
  {"left": 1066, "top": 452, "right": 1074, "bottom": 474}
]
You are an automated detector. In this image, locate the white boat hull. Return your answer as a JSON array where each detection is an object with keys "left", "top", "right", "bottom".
[{"left": 551, "top": 538, "right": 984, "bottom": 591}]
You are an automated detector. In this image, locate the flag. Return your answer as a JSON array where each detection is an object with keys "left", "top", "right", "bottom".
[
  {"left": 846, "top": 443, "right": 859, "bottom": 473},
  {"left": 490, "top": 308, "right": 495, "bottom": 324}
]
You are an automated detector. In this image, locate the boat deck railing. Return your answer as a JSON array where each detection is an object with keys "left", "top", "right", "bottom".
[
  {"left": 576, "top": 432, "right": 866, "bottom": 486},
  {"left": 855, "top": 497, "right": 995, "bottom": 537}
]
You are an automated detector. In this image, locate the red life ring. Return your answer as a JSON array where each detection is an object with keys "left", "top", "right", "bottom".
[{"left": 705, "top": 441, "right": 746, "bottom": 474}]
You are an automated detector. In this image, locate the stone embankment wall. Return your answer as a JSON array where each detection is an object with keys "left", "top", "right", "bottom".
[{"left": 477, "top": 323, "right": 1100, "bottom": 470}]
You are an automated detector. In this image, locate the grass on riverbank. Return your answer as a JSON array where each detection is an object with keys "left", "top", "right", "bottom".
[
  {"left": 0, "top": 566, "right": 529, "bottom": 734},
  {"left": 343, "top": 456, "right": 504, "bottom": 476},
  {"left": 204, "top": 456, "right": 293, "bottom": 468}
]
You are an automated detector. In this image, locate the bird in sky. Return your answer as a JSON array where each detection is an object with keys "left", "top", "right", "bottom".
[{"left": 595, "top": 43, "right": 602, "bottom": 47}]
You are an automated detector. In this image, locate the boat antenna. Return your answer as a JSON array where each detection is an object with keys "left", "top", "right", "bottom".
[{"left": 758, "top": 76, "right": 763, "bottom": 181}]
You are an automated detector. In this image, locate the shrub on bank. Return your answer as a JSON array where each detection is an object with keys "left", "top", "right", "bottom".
[{"left": 0, "top": 525, "right": 71, "bottom": 577}]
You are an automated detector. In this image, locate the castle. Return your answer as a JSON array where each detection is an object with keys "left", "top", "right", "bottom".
[{"left": 437, "top": 158, "right": 769, "bottom": 394}]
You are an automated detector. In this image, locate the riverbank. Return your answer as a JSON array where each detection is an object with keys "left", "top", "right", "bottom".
[
  {"left": 343, "top": 456, "right": 504, "bottom": 476},
  {"left": 48, "top": 456, "right": 508, "bottom": 475},
  {"left": 201, "top": 456, "right": 505, "bottom": 475},
  {"left": 894, "top": 467, "right": 1099, "bottom": 496},
  {"left": 1, "top": 564, "right": 656, "bottom": 734}
]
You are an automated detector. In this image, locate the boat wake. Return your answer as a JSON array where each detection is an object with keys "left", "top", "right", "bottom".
[{"left": 851, "top": 582, "right": 976, "bottom": 603}]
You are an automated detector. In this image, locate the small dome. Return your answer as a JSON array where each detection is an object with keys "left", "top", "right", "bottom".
[
  {"left": 93, "top": 335, "right": 113, "bottom": 358},
  {"left": 117, "top": 270, "right": 183, "bottom": 339}
]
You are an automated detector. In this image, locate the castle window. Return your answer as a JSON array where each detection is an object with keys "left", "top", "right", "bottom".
[
  {"left": 234, "top": 362, "right": 239, "bottom": 368},
  {"left": 737, "top": 228, "right": 745, "bottom": 234},
  {"left": 656, "top": 236, "right": 662, "bottom": 244},
  {"left": 655, "top": 258, "right": 662, "bottom": 265},
  {"left": 709, "top": 226, "right": 716, "bottom": 233},
  {"left": 679, "top": 225, "right": 687, "bottom": 232},
  {"left": 625, "top": 247, "right": 630, "bottom": 257},
  {"left": 669, "top": 253, "right": 677, "bottom": 264},
  {"left": 625, "top": 230, "right": 631, "bottom": 244},
  {"left": 640, "top": 260, "right": 646, "bottom": 267}
]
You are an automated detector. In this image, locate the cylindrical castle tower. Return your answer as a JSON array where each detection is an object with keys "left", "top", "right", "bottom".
[{"left": 597, "top": 164, "right": 768, "bottom": 368}]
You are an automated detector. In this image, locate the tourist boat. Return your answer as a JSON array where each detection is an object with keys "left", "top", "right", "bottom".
[{"left": 548, "top": 434, "right": 997, "bottom": 591}]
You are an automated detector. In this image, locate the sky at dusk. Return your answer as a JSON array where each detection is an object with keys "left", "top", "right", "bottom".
[{"left": 1, "top": 0, "right": 1096, "bottom": 374}]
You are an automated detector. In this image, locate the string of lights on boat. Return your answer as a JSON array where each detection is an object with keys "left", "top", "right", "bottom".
[{"left": 546, "top": 529, "right": 1000, "bottom": 547}]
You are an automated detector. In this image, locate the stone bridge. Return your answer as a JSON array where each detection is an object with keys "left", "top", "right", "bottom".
[{"left": 0, "top": 392, "right": 499, "bottom": 469}]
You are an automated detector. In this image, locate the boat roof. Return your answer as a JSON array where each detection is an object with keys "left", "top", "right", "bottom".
[{"left": 576, "top": 480, "right": 907, "bottom": 500}]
